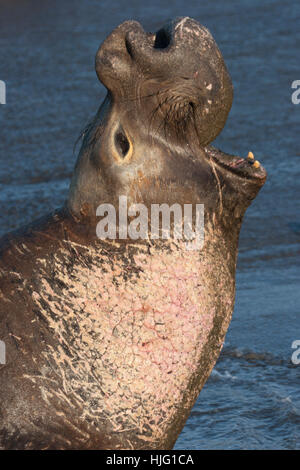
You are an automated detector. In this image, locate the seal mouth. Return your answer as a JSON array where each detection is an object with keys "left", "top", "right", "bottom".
[{"left": 204, "top": 146, "right": 267, "bottom": 183}]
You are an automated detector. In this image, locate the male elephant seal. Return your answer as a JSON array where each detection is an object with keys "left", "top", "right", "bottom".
[{"left": 0, "top": 17, "right": 266, "bottom": 449}]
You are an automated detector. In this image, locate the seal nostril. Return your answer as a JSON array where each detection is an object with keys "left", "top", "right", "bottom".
[
  {"left": 125, "top": 36, "right": 133, "bottom": 58},
  {"left": 154, "top": 28, "right": 171, "bottom": 49},
  {"left": 115, "top": 129, "right": 130, "bottom": 158}
]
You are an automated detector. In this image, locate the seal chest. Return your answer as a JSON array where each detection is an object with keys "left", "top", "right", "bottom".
[{"left": 23, "top": 230, "right": 233, "bottom": 448}]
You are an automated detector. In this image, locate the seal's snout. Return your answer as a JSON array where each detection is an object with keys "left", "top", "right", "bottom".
[
  {"left": 152, "top": 16, "right": 210, "bottom": 49},
  {"left": 123, "top": 17, "right": 214, "bottom": 72},
  {"left": 96, "top": 18, "right": 234, "bottom": 148},
  {"left": 96, "top": 17, "right": 220, "bottom": 88},
  {"left": 95, "top": 20, "right": 149, "bottom": 89}
]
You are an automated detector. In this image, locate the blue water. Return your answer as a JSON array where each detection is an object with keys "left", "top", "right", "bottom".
[{"left": 0, "top": 0, "right": 299, "bottom": 449}]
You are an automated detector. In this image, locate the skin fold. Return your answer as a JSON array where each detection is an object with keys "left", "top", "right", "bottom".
[{"left": 0, "top": 17, "right": 266, "bottom": 449}]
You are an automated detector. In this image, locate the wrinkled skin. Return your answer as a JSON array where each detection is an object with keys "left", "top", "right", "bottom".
[{"left": 0, "top": 18, "right": 266, "bottom": 449}]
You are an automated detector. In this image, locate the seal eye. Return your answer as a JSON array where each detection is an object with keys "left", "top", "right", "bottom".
[{"left": 115, "top": 129, "right": 130, "bottom": 158}]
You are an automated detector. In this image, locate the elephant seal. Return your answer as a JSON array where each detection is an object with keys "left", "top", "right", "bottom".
[{"left": 0, "top": 17, "right": 266, "bottom": 450}]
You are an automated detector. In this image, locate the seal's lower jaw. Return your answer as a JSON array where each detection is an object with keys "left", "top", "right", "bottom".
[{"left": 204, "top": 145, "right": 267, "bottom": 185}]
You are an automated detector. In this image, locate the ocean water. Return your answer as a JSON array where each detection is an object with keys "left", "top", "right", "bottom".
[{"left": 0, "top": 0, "right": 299, "bottom": 449}]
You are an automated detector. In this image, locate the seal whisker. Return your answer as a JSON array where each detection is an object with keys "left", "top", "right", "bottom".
[
  {"left": 209, "top": 156, "right": 224, "bottom": 215},
  {"left": 119, "top": 89, "right": 169, "bottom": 104}
]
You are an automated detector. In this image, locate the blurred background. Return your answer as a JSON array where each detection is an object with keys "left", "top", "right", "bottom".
[{"left": 0, "top": 0, "right": 299, "bottom": 449}]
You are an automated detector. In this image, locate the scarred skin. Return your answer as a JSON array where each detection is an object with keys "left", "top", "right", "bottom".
[{"left": 0, "top": 17, "right": 266, "bottom": 449}]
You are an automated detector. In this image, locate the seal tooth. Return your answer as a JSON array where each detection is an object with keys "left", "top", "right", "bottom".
[
  {"left": 253, "top": 160, "right": 260, "bottom": 168},
  {"left": 247, "top": 151, "right": 254, "bottom": 161}
]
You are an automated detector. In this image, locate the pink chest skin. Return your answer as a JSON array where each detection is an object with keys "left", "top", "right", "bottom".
[{"left": 27, "top": 231, "right": 235, "bottom": 448}]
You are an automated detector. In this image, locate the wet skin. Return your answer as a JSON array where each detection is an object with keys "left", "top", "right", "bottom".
[{"left": 0, "top": 18, "right": 266, "bottom": 449}]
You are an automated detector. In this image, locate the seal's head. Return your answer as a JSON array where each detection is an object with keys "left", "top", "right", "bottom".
[{"left": 68, "top": 17, "right": 266, "bottom": 234}]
